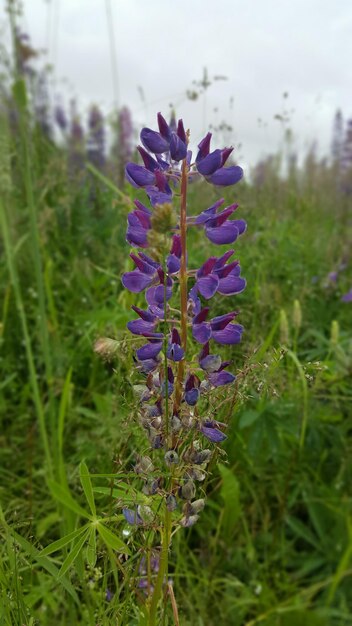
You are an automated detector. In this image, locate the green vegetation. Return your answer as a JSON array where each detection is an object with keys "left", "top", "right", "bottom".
[{"left": 1, "top": 71, "right": 352, "bottom": 625}]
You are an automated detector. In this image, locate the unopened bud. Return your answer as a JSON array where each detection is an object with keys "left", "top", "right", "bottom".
[
  {"left": 292, "top": 299, "right": 302, "bottom": 331},
  {"left": 330, "top": 320, "right": 339, "bottom": 346},
  {"left": 93, "top": 337, "right": 120, "bottom": 360},
  {"left": 150, "top": 203, "right": 177, "bottom": 234},
  {"left": 279, "top": 309, "right": 290, "bottom": 345}
]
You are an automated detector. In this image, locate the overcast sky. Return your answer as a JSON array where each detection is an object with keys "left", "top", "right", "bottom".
[{"left": 2, "top": 0, "right": 352, "bottom": 168}]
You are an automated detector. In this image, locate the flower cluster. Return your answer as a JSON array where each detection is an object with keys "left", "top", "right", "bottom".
[{"left": 120, "top": 112, "right": 246, "bottom": 538}]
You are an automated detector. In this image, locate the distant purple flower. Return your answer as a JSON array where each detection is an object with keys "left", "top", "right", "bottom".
[
  {"left": 341, "top": 288, "right": 352, "bottom": 302},
  {"left": 123, "top": 508, "right": 143, "bottom": 525},
  {"left": 87, "top": 104, "right": 105, "bottom": 168},
  {"left": 54, "top": 104, "right": 67, "bottom": 132}
]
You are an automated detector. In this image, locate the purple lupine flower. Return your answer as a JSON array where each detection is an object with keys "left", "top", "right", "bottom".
[
  {"left": 167, "top": 329, "right": 184, "bottom": 361},
  {"left": 126, "top": 201, "right": 152, "bottom": 248},
  {"left": 54, "top": 103, "right": 68, "bottom": 132},
  {"left": 87, "top": 104, "right": 105, "bottom": 168},
  {"left": 199, "top": 343, "right": 236, "bottom": 387},
  {"left": 200, "top": 420, "right": 227, "bottom": 442},
  {"left": 192, "top": 309, "right": 244, "bottom": 345},
  {"left": 193, "top": 251, "right": 246, "bottom": 299},
  {"left": 192, "top": 199, "right": 247, "bottom": 245},
  {"left": 196, "top": 132, "right": 243, "bottom": 186},
  {"left": 184, "top": 374, "right": 200, "bottom": 406},
  {"left": 123, "top": 508, "right": 144, "bottom": 525},
  {"left": 118, "top": 106, "right": 134, "bottom": 163}
]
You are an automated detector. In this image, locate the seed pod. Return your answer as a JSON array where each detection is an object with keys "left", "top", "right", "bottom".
[
  {"left": 137, "top": 505, "right": 154, "bottom": 523},
  {"left": 135, "top": 456, "right": 154, "bottom": 474},
  {"left": 164, "top": 450, "right": 179, "bottom": 466},
  {"left": 179, "top": 480, "right": 196, "bottom": 500},
  {"left": 180, "top": 514, "right": 199, "bottom": 527},
  {"left": 166, "top": 494, "right": 178, "bottom": 511}
]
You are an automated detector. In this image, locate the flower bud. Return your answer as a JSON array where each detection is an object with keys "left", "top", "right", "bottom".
[
  {"left": 330, "top": 320, "right": 339, "bottom": 347},
  {"left": 292, "top": 299, "right": 302, "bottom": 331},
  {"left": 150, "top": 203, "right": 177, "bottom": 234},
  {"left": 279, "top": 309, "right": 289, "bottom": 345},
  {"left": 94, "top": 337, "right": 120, "bottom": 360}
]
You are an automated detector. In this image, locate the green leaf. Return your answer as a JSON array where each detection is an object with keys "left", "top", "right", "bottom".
[
  {"left": 97, "top": 523, "right": 131, "bottom": 555},
  {"left": 79, "top": 462, "right": 96, "bottom": 517},
  {"left": 12, "top": 79, "right": 27, "bottom": 109},
  {"left": 40, "top": 525, "right": 89, "bottom": 557},
  {"left": 93, "top": 486, "right": 148, "bottom": 503},
  {"left": 219, "top": 464, "right": 242, "bottom": 540},
  {"left": 286, "top": 516, "right": 322, "bottom": 552},
  {"left": 58, "top": 531, "right": 89, "bottom": 578},
  {"left": 48, "top": 479, "right": 91, "bottom": 519},
  {"left": 86, "top": 527, "right": 97, "bottom": 568}
]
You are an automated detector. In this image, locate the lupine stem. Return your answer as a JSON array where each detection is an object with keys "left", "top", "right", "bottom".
[
  {"left": 148, "top": 508, "right": 172, "bottom": 626},
  {"left": 174, "top": 154, "right": 188, "bottom": 411}
]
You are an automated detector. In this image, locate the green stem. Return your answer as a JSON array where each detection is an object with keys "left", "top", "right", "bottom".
[
  {"left": 0, "top": 197, "right": 53, "bottom": 478},
  {"left": 148, "top": 509, "right": 172, "bottom": 626}
]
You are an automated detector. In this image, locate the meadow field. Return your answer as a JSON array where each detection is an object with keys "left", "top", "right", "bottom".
[{"left": 1, "top": 22, "right": 352, "bottom": 626}]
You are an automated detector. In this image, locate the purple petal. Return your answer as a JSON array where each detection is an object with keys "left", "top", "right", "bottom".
[
  {"left": 218, "top": 276, "right": 246, "bottom": 296},
  {"left": 123, "top": 508, "right": 143, "bottom": 525},
  {"left": 146, "top": 187, "right": 173, "bottom": 207},
  {"left": 125, "top": 163, "right": 155, "bottom": 188},
  {"left": 207, "top": 165, "right": 243, "bottom": 187},
  {"left": 127, "top": 319, "right": 157, "bottom": 335},
  {"left": 205, "top": 221, "right": 240, "bottom": 245},
  {"left": 122, "top": 271, "right": 153, "bottom": 293},
  {"left": 185, "top": 388, "right": 200, "bottom": 406},
  {"left": 200, "top": 426, "right": 227, "bottom": 443},
  {"left": 200, "top": 354, "right": 222, "bottom": 372},
  {"left": 341, "top": 289, "right": 352, "bottom": 302},
  {"left": 167, "top": 253, "right": 181, "bottom": 274},
  {"left": 196, "top": 132, "right": 212, "bottom": 160},
  {"left": 209, "top": 371, "right": 236, "bottom": 386},
  {"left": 136, "top": 342, "right": 163, "bottom": 360},
  {"left": 195, "top": 199, "right": 225, "bottom": 225},
  {"left": 212, "top": 323, "right": 244, "bottom": 345},
  {"left": 177, "top": 119, "right": 186, "bottom": 143},
  {"left": 137, "top": 146, "right": 160, "bottom": 171},
  {"left": 170, "top": 133, "right": 187, "bottom": 161},
  {"left": 131, "top": 306, "right": 156, "bottom": 322},
  {"left": 140, "top": 128, "right": 169, "bottom": 153},
  {"left": 146, "top": 283, "right": 173, "bottom": 306},
  {"left": 210, "top": 312, "right": 237, "bottom": 330},
  {"left": 167, "top": 343, "right": 184, "bottom": 361},
  {"left": 197, "top": 149, "right": 222, "bottom": 175},
  {"left": 157, "top": 112, "right": 171, "bottom": 139},
  {"left": 197, "top": 275, "right": 219, "bottom": 299},
  {"left": 214, "top": 250, "right": 235, "bottom": 269},
  {"left": 193, "top": 322, "right": 212, "bottom": 344}
]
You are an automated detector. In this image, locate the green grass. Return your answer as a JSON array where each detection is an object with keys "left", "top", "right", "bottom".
[{"left": 0, "top": 85, "right": 352, "bottom": 625}]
